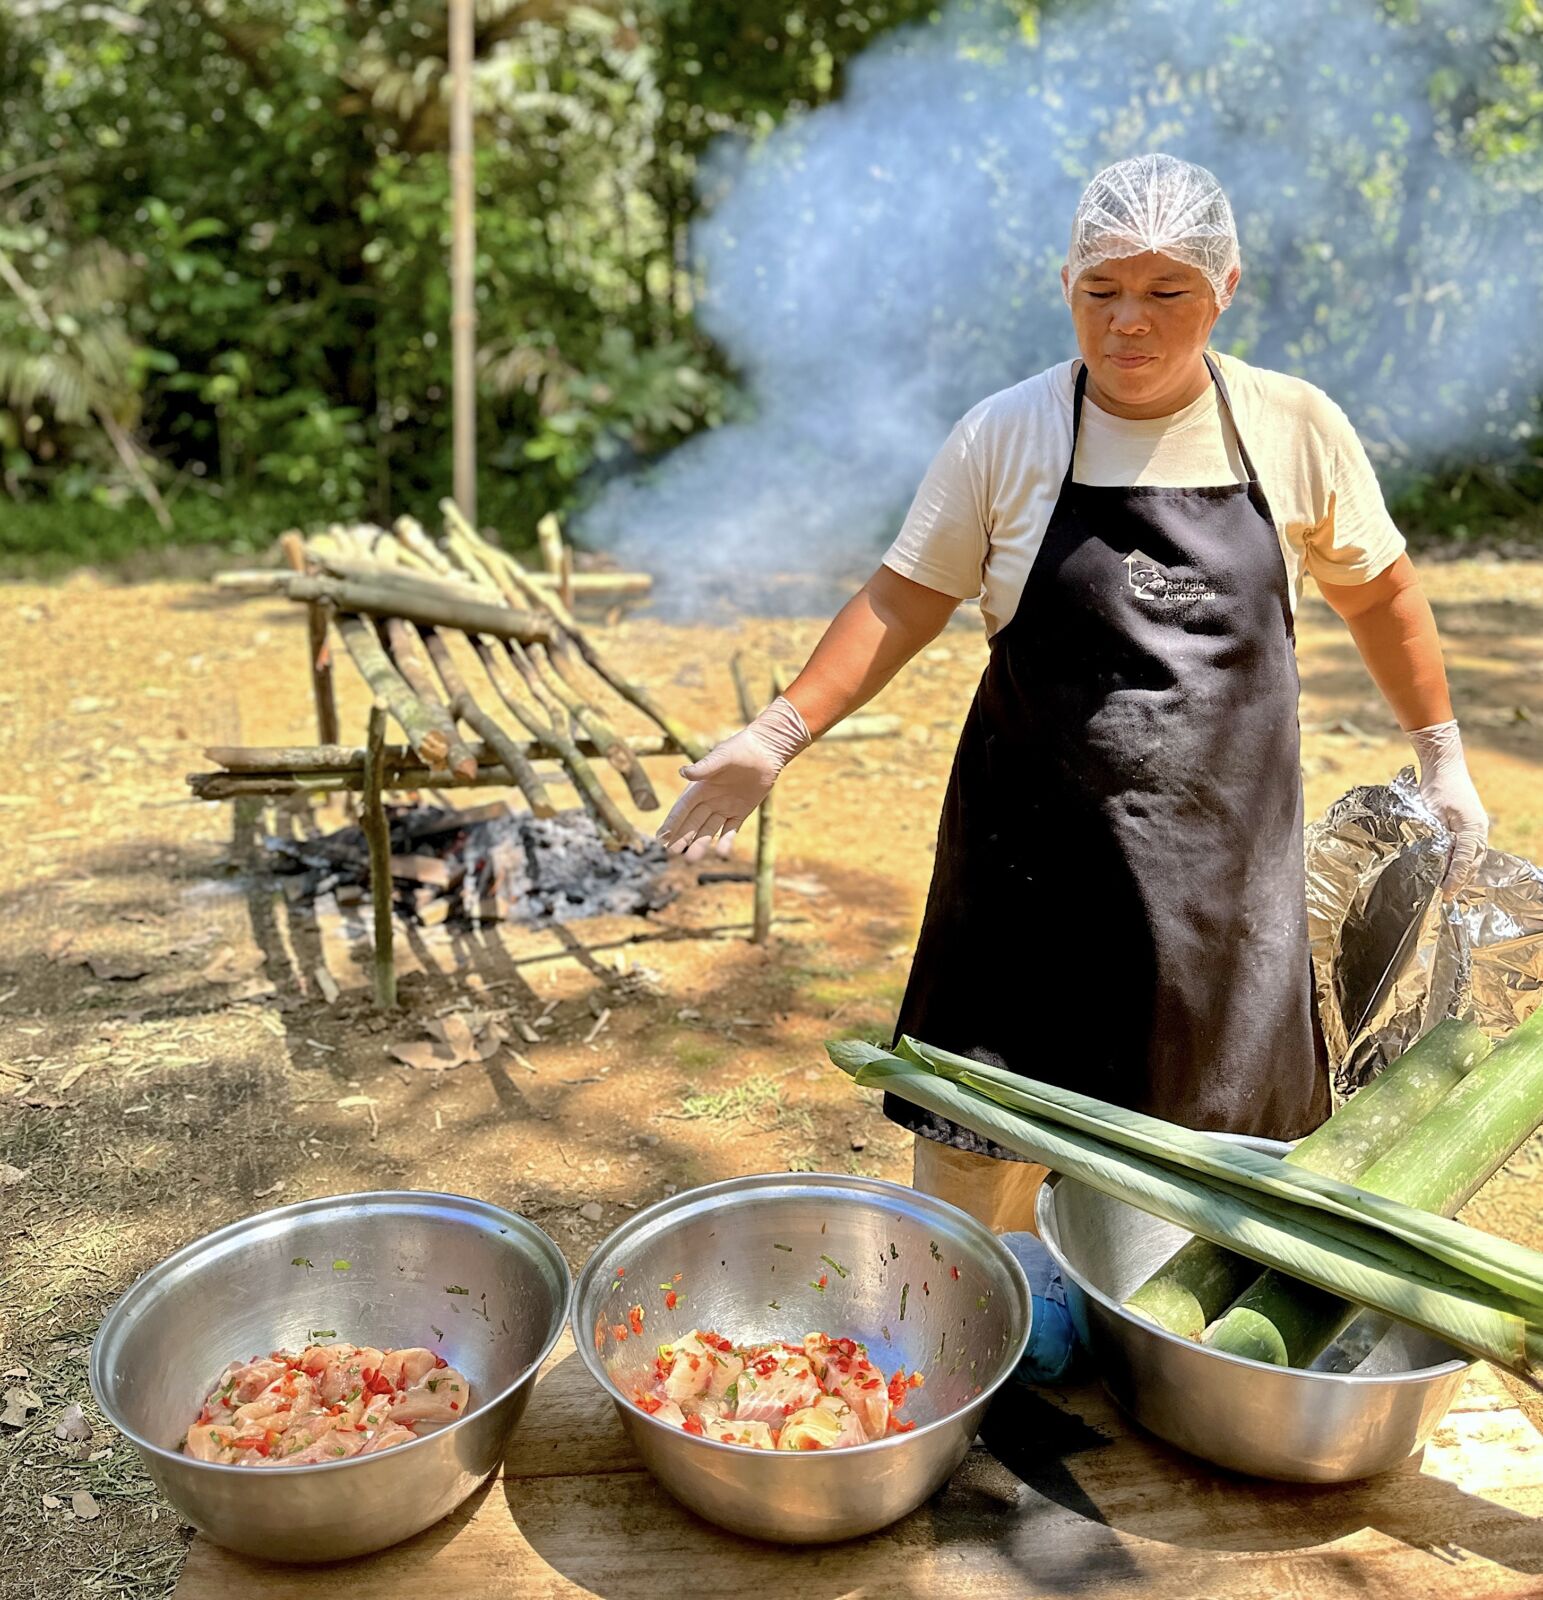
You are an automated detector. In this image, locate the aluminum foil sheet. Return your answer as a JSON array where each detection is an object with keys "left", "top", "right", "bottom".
[{"left": 1307, "top": 770, "right": 1543, "bottom": 1100}]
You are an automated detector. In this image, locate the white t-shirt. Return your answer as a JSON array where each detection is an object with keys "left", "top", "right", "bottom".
[{"left": 883, "top": 352, "right": 1406, "bottom": 638}]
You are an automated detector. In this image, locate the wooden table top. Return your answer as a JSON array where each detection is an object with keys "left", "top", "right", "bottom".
[{"left": 174, "top": 1335, "right": 1543, "bottom": 1599}]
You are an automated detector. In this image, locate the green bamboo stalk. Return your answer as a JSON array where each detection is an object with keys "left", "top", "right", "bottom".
[
  {"left": 379, "top": 617, "right": 479, "bottom": 779},
  {"left": 417, "top": 627, "right": 556, "bottom": 818},
  {"left": 335, "top": 614, "right": 450, "bottom": 770},
  {"left": 442, "top": 499, "right": 709, "bottom": 761},
  {"left": 1205, "top": 1007, "right": 1543, "bottom": 1366},
  {"left": 472, "top": 635, "right": 643, "bottom": 850},
  {"left": 1124, "top": 1019, "right": 1491, "bottom": 1338}
]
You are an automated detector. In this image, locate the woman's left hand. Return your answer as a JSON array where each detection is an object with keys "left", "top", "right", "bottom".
[{"left": 1408, "top": 720, "right": 1489, "bottom": 894}]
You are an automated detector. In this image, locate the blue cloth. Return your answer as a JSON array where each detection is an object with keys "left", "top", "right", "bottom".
[{"left": 1000, "top": 1231, "right": 1080, "bottom": 1384}]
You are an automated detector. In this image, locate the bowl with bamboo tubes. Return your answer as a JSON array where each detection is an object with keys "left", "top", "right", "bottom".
[{"left": 1037, "top": 1136, "right": 1474, "bottom": 1483}]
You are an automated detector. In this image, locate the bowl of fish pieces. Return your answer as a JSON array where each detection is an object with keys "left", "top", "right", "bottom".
[
  {"left": 91, "top": 1190, "right": 570, "bottom": 1562},
  {"left": 574, "top": 1172, "right": 1032, "bottom": 1543}
]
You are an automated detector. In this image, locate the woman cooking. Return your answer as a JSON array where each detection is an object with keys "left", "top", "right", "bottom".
[{"left": 656, "top": 153, "right": 1489, "bottom": 1236}]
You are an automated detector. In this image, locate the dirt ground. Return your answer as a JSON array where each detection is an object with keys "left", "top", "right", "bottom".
[{"left": 1, "top": 558, "right": 1541, "bottom": 1599}]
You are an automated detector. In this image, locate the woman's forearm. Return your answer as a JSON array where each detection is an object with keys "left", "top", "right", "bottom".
[
  {"left": 782, "top": 565, "right": 963, "bottom": 738},
  {"left": 1318, "top": 554, "right": 1453, "bottom": 731}
]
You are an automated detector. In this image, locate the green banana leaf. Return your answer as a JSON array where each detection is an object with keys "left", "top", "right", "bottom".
[
  {"left": 830, "top": 1039, "right": 1543, "bottom": 1383},
  {"left": 895, "top": 1033, "right": 1543, "bottom": 1313}
]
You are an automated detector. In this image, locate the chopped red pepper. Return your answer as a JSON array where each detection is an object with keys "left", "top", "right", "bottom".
[
  {"left": 628, "top": 1305, "right": 646, "bottom": 1336},
  {"left": 888, "top": 1371, "right": 909, "bottom": 1410},
  {"left": 909, "top": 1372, "right": 925, "bottom": 1389},
  {"left": 817, "top": 1274, "right": 829, "bottom": 1290},
  {"left": 448, "top": 1401, "right": 459, "bottom": 1411},
  {"left": 433, "top": 1355, "right": 448, "bottom": 1369},
  {"left": 664, "top": 1290, "right": 678, "bottom": 1310},
  {"left": 682, "top": 1414, "right": 704, "bottom": 1436},
  {"left": 611, "top": 1324, "right": 630, "bottom": 1342},
  {"left": 950, "top": 1265, "right": 961, "bottom": 1281}
]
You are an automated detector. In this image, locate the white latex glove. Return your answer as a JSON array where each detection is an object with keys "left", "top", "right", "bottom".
[
  {"left": 1408, "top": 719, "right": 1489, "bottom": 895},
  {"left": 656, "top": 695, "right": 812, "bottom": 860}
]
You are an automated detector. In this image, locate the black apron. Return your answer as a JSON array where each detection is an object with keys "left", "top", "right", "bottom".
[{"left": 886, "top": 354, "right": 1329, "bottom": 1155}]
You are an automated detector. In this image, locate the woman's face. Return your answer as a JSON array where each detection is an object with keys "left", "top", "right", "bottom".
[{"left": 1062, "top": 252, "right": 1237, "bottom": 419}]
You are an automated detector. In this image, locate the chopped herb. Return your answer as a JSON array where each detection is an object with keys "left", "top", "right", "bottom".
[
  {"left": 882, "top": 1325, "right": 892, "bottom": 1342},
  {"left": 309, "top": 1329, "right": 337, "bottom": 1340},
  {"left": 331, "top": 1447, "right": 347, "bottom": 1457},
  {"left": 445, "top": 1285, "right": 469, "bottom": 1295},
  {"left": 888, "top": 1243, "right": 898, "bottom": 1260},
  {"left": 218, "top": 1377, "right": 237, "bottom": 1400},
  {"left": 819, "top": 1255, "right": 849, "bottom": 1279},
  {"left": 811, "top": 1275, "right": 828, "bottom": 1291},
  {"left": 768, "top": 1300, "right": 781, "bottom": 1311},
  {"left": 936, "top": 1333, "right": 948, "bottom": 1360},
  {"left": 332, "top": 1259, "right": 350, "bottom": 1272},
  {"left": 367, "top": 1414, "right": 380, "bottom": 1425},
  {"left": 772, "top": 1243, "right": 793, "bottom": 1252},
  {"left": 448, "top": 1383, "right": 460, "bottom": 1392},
  {"left": 820, "top": 1222, "right": 827, "bottom": 1235},
  {"left": 929, "top": 1241, "right": 941, "bottom": 1262},
  {"left": 899, "top": 1284, "right": 910, "bottom": 1321},
  {"left": 427, "top": 1378, "right": 441, "bottom": 1393},
  {"left": 431, "top": 1324, "right": 444, "bottom": 1341},
  {"left": 977, "top": 1296, "right": 989, "bottom": 1310},
  {"left": 291, "top": 1257, "right": 314, "bottom": 1269},
  {"left": 723, "top": 1381, "right": 739, "bottom": 1410}
]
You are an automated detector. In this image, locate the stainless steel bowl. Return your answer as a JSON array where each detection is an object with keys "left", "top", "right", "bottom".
[
  {"left": 91, "top": 1190, "right": 570, "bottom": 1562},
  {"left": 1037, "top": 1143, "right": 1473, "bottom": 1483},
  {"left": 573, "top": 1172, "right": 1031, "bottom": 1543}
]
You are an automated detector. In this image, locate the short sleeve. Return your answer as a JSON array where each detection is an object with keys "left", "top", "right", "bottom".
[
  {"left": 882, "top": 420, "right": 990, "bottom": 599},
  {"left": 1304, "top": 398, "right": 1406, "bottom": 586}
]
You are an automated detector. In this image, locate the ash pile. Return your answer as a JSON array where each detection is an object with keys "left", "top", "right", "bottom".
[{"left": 265, "top": 802, "right": 676, "bottom": 927}]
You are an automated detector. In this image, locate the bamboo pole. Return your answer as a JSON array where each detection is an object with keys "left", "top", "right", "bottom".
[
  {"left": 449, "top": 0, "right": 476, "bottom": 525},
  {"left": 231, "top": 571, "right": 557, "bottom": 643},
  {"left": 730, "top": 651, "right": 775, "bottom": 946},
  {"left": 526, "top": 646, "right": 659, "bottom": 810},
  {"left": 394, "top": 515, "right": 458, "bottom": 577},
  {"left": 379, "top": 617, "right": 479, "bottom": 779},
  {"left": 280, "top": 531, "right": 340, "bottom": 745},
  {"left": 335, "top": 615, "right": 451, "bottom": 769},
  {"left": 198, "top": 714, "right": 897, "bottom": 776},
  {"left": 442, "top": 500, "right": 708, "bottom": 760},
  {"left": 361, "top": 701, "right": 397, "bottom": 1010},
  {"left": 474, "top": 635, "right": 643, "bottom": 849},
  {"left": 307, "top": 553, "right": 492, "bottom": 606},
  {"left": 417, "top": 626, "right": 556, "bottom": 818}
]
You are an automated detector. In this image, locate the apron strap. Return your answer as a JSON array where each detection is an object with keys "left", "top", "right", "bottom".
[{"left": 1065, "top": 353, "right": 1261, "bottom": 487}]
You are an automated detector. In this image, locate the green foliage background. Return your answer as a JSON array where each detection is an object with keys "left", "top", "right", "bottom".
[{"left": 0, "top": 0, "right": 1539, "bottom": 567}]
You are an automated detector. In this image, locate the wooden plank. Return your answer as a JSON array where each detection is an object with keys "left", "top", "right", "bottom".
[{"left": 175, "top": 1334, "right": 1542, "bottom": 1599}]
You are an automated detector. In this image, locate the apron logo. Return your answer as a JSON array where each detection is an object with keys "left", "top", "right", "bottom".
[{"left": 1123, "top": 550, "right": 1215, "bottom": 606}]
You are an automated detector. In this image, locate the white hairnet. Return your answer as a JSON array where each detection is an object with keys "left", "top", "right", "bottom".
[{"left": 1064, "top": 153, "right": 1241, "bottom": 309}]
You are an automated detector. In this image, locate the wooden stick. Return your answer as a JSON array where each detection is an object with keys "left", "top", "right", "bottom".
[
  {"left": 379, "top": 617, "right": 479, "bottom": 779},
  {"left": 442, "top": 500, "right": 708, "bottom": 761},
  {"left": 361, "top": 701, "right": 398, "bottom": 1011},
  {"left": 307, "top": 553, "right": 493, "bottom": 606},
  {"left": 237, "top": 571, "right": 557, "bottom": 644},
  {"left": 418, "top": 627, "right": 557, "bottom": 818},
  {"left": 538, "top": 516, "right": 564, "bottom": 579},
  {"left": 280, "top": 532, "right": 340, "bottom": 745},
  {"left": 199, "top": 714, "right": 898, "bottom": 774},
  {"left": 474, "top": 636, "right": 643, "bottom": 850},
  {"left": 336, "top": 615, "right": 451, "bottom": 769},
  {"left": 526, "top": 645, "right": 659, "bottom": 811},
  {"left": 731, "top": 653, "right": 775, "bottom": 946}
]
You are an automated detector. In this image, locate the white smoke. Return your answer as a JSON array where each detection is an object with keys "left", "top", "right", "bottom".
[{"left": 576, "top": 0, "right": 1542, "bottom": 610}]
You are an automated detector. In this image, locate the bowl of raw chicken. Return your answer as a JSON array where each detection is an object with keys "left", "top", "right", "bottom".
[
  {"left": 573, "top": 1173, "right": 1032, "bottom": 1543},
  {"left": 90, "top": 1190, "right": 570, "bottom": 1562}
]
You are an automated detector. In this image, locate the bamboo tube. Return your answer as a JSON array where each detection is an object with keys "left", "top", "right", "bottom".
[
  {"left": 308, "top": 553, "right": 493, "bottom": 606},
  {"left": 1205, "top": 1007, "right": 1543, "bottom": 1366},
  {"left": 441, "top": 500, "right": 708, "bottom": 761},
  {"left": 361, "top": 702, "right": 397, "bottom": 1011},
  {"left": 379, "top": 617, "right": 479, "bottom": 779},
  {"left": 417, "top": 627, "right": 556, "bottom": 818},
  {"left": 1124, "top": 1019, "right": 1493, "bottom": 1339},
  {"left": 393, "top": 515, "right": 458, "bottom": 577},
  {"left": 335, "top": 615, "right": 451, "bottom": 769},
  {"left": 269, "top": 572, "right": 556, "bottom": 644},
  {"left": 526, "top": 646, "right": 659, "bottom": 810},
  {"left": 199, "top": 714, "right": 897, "bottom": 776},
  {"left": 473, "top": 635, "right": 643, "bottom": 849},
  {"left": 731, "top": 652, "right": 776, "bottom": 945},
  {"left": 538, "top": 515, "right": 564, "bottom": 578},
  {"left": 280, "top": 532, "right": 340, "bottom": 746}
]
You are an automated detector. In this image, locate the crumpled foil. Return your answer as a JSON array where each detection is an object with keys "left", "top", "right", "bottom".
[{"left": 1307, "top": 770, "right": 1543, "bottom": 1100}]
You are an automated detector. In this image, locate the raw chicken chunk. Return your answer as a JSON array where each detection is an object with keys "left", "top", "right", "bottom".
[
  {"left": 778, "top": 1394, "right": 867, "bottom": 1451},
  {"left": 389, "top": 1366, "right": 471, "bottom": 1426},
  {"left": 731, "top": 1347, "right": 824, "bottom": 1427},
  {"left": 704, "top": 1418, "right": 777, "bottom": 1449}
]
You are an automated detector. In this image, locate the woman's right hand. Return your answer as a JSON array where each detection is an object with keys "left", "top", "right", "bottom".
[{"left": 656, "top": 695, "right": 812, "bottom": 859}]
